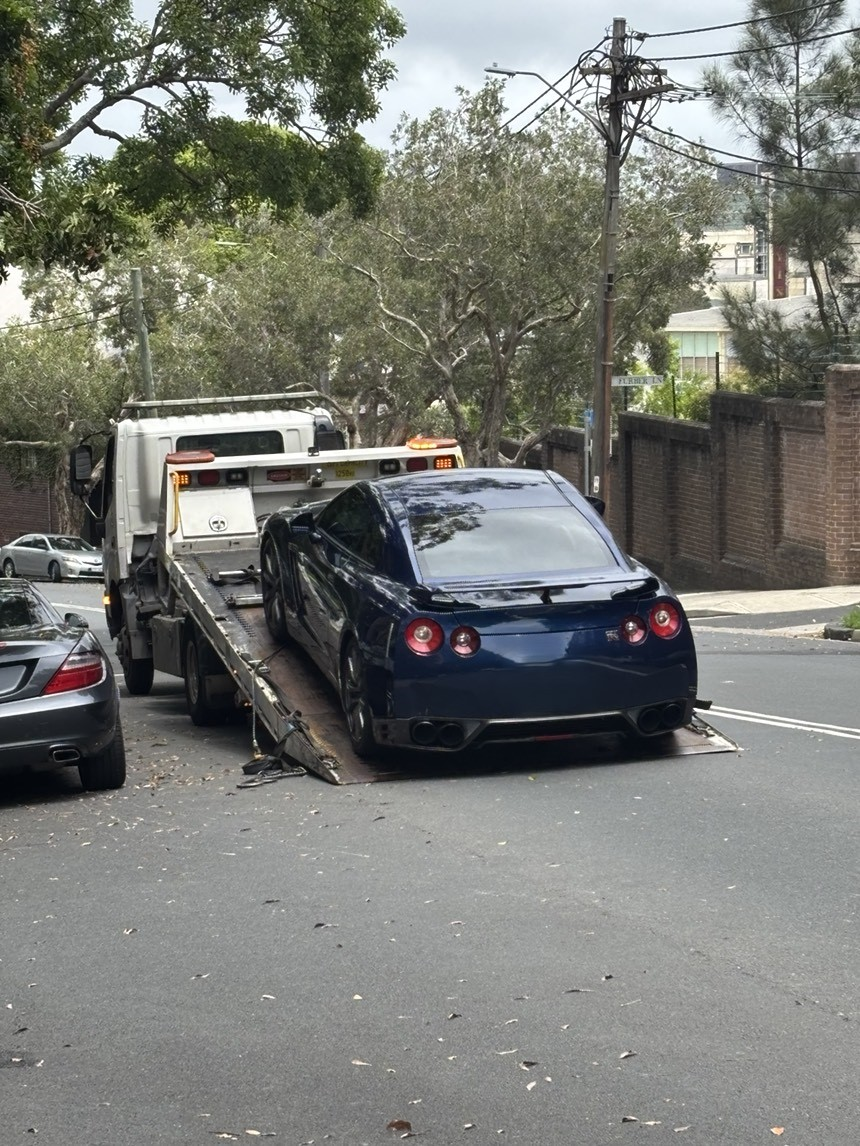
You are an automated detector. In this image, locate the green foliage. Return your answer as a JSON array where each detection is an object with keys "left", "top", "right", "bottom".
[
  {"left": 637, "top": 374, "right": 714, "bottom": 422},
  {"left": 0, "top": 0, "right": 403, "bottom": 276},
  {"left": 706, "top": 0, "right": 860, "bottom": 377},
  {"left": 839, "top": 605, "right": 860, "bottom": 629}
]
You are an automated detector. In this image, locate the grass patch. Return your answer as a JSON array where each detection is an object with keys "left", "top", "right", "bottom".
[{"left": 839, "top": 605, "right": 860, "bottom": 629}]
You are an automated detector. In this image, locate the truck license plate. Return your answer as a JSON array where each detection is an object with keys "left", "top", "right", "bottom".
[{"left": 334, "top": 464, "right": 356, "bottom": 479}]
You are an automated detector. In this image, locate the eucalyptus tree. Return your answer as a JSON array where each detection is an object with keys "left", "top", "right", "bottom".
[
  {"left": 0, "top": 0, "right": 403, "bottom": 279},
  {"left": 333, "top": 84, "right": 721, "bottom": 465}
]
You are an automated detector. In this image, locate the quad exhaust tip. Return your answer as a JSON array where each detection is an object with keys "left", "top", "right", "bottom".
[
  {"left": 637, "top": 702, "right": 685, "bottom": 735},
  {"left": 410, "top": 720, "right": 466, "bottom": 748}
]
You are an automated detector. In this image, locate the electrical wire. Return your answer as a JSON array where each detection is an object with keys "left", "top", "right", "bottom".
[
  {"left": 654, "top": 22, "right": 860, "bottom": 63},
  {"left": 637, "top": 2, "right": 846, "bottom": 41},
  {"left": 646, "top": 122, "right": 860, "bottom": 177},
  {"left": 639, "top": 129, "right": 860, "bottom": 192}
]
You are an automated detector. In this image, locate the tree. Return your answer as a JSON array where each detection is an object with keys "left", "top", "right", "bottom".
[
  {"left": 331, "top": 84, "right": 721, "bottom": 465},
  {"left": 0, "top": 0, "right": 403, "bottom": 277},
  {"left": 705, "top": 0, "right": 860, "bottom": 372}
]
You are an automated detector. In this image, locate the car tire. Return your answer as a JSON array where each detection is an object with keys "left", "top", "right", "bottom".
[
  {"left": 340, "top": 638, "right": 377, "bottom": 758},
  {"left": 261, "top": 537, "right": 290, "bottom": 643},
  {"left": 78, "top": 722, "right": 127, "bottom": 791},
  {"left": 2, "top": 558, "right": 15, "bottom": 577},
  {"left": 48, "top": 561, "right": 62, "bottom": 583},
  {"left": 184, "top": 629, "right": 227, "bottom": 726}
]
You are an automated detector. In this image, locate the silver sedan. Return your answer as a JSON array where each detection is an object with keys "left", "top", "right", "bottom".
[{"left": 0, "top": 533, "right": 103, "bottom": 582}]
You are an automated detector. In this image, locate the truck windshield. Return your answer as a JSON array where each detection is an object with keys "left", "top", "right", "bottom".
[{"left": 175, "top": 430, "right": 284, "bottom": 456}]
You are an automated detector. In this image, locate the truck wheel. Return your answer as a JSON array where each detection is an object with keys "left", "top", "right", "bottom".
[
  {"left": 261, "top": 538, "right": 290, "bottom": 643},
  {"left": 2, "top": 558, "right": 15, "bottom": 577},
  {"left": 184, "top": 630, "right": 226, "bottom": 726},
  {"left": 48, "top": 561, "right": 62, "bottom": 583},
  {"left": 340, "top": 639, "right": 377, "bottom": 758},
  {"left": 78, "top": 722, "right": 127, "bottom": 791},
  {"left": 118, "top": 626, "right": 154, "bottom": 695}
]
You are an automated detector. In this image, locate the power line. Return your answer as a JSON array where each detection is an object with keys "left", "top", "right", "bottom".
[
  {"left": 639, "top": 129, "right": 860, "bottom": 192},
  {"left": 654, "top": 22, "right": 860, "bottom": 63},
  {"left": 646, "top": 122, "right": 860, "bottom": 177},
  {"left": 637, "top": 2, "right": 845, "bottom": 41}
]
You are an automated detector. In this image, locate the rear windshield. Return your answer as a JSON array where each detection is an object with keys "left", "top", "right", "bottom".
[
  {"left": 176, "top": 430, "right": 284, "bottom": 456},
  {"left": 408, "top": 506, "right": 616, "bottom": 579},
  {"left": 51, "top": 537, "right": 96, "bottom": 552}
]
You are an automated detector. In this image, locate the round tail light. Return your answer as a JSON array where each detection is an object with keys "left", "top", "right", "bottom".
[
  {"left": 405, "top": 617, "right": 444, "bottom": 655},
  {"left": 620, "top": 615, "right": 648, "bottom": 645},
  {"left": 450, "top": 626, "right": 480, "bottom": 656},
  {"left": 649, "top": 602, "right": 681, "bottom": 639}
]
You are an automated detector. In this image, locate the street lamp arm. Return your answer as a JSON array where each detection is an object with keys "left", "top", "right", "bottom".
[{"left": 483, "top": 66, "right": 601, "bottom": 133}]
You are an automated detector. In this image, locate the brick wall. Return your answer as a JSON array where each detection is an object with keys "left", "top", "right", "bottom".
[
  {"left": 0, "top": 468, "right": 58, "bottom": 545},
  {"left": 522, "top": 365, "right": 859, "bottom": 590}
]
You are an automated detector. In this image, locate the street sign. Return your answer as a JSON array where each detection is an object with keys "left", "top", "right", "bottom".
[{"left": 611, "top": 374, "right": 663, "bottom": 387}]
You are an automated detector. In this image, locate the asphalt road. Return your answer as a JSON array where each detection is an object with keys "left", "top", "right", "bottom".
[{"left": 1, "top": 582, "right": 858, "bottom": 1146}]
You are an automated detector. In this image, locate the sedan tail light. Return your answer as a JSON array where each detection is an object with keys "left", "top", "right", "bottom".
[
  {"left": 404, "top": 618, "right": 444, "bottom": 655},
  {"left": 649, "top": 602, "right": 682, "bottom": 639},
  {"left": 42, "top": 650, "right": 106, "bottom": 694}
]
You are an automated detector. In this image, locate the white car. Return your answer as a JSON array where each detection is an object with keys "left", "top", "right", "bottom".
[{"left": 0, "top": 534, "right": 103, "bottom": 582}]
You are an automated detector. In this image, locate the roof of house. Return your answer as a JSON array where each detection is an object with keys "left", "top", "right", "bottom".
[{"left": 667, "top": 294, "right": 817, "bottom": 335}]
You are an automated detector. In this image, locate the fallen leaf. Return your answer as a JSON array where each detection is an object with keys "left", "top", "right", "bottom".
[
  {"left": 314, "top": 922, "right": 336, "bottom": 929},
  {"left": 643, "top": 1122, "right": 662, "bottom": 1126},
  {"left": 387, "top": 1120, "right": 412, "bottom": 1133},
  {"left": 447, "top": 1012, "right": 462, "bottom": 1020},
  {"left": 771, "top": 1131, "right": 785, "bottom": 1138},
  {"left": 123, "top": 928, "right": 137, "bottom": 935},
  {"left": 191, "top": 973, "right": 210, "bottom": 979},
  {"left": 526, "top": 1081, "right": 537, "bottom": 1091},
  {"left": 673, "top": 1127, "right": 691, "bottom": 1133},
  {"left": 619, "top": 1050, "right": 637, "bottom": 1060},
  {"left": 602, "top": 974, "right": 614, "bottom": 981},
  {"left": 354, "top": 994, "right": 363, "bottom": 1000},
  {"left": 261, "top": 994, "right": 275, "bottom": 1001},
  {"left": 621, "top": 1116, "right": 638, "bottom": 1123},
  {"left": 464, "top": 1123, "right": 476, "bottom": 1129},
  {"left": 352, "top": 1059, "right": 371, "bottom": 1066},
  {"left": 518, "top": 1061, "right": 538, "bottom": 1071},
  {"left": 565, "top": 988, "right": 592, "bottom": 994},
  {"left": 495, "top": 1050, "right": 518, "bottom": 1055}
]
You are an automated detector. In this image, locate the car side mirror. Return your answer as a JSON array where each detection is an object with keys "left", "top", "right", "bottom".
[
  {"left": 69, "top": 444, "right": 93, "bottom": 496},
  {"left": 64, "top": 612, "right": 90, "bottom": 629},
  {"left": 586, "top": 495, "right": 606, "bottom": 518},
  {"left": 289, "top": 511, "right": 317, "bottom": 533}
]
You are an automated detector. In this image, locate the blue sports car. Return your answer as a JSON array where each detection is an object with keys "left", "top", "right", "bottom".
[{"left": 260, "top": 469, "right": 698, "bottom": 757}]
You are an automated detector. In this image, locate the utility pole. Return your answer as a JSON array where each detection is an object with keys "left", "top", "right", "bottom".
[
  {"left": 130, "top": 267, "right": 155, "bottom": 401},
  {"left": 590, "top": 17, "right": 625, "bottom": 502}
]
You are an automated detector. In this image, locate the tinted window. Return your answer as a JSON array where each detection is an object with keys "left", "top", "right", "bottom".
[
  {"left": 317, "top": 487, "right": 383, "bottom": 567},
  {"left": 409, "top": 506, "right": 615, "bottom": 579},
  {"left": 32, "top": 537, "right": 49, "bottom": 550},
  {"left": 176, "top": 430, "right": 284, "bottom": 456}
]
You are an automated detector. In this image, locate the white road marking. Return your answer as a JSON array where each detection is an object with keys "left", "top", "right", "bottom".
[
  {"left": 710, "top": 705, "right": 860, "bottom": 741},
  {"left": 56, "top": 603, "right": 104, "bottom": 614}
]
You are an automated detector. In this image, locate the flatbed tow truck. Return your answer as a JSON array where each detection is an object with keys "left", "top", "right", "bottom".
[{"left": 71, "top": 391, "right": 735, "bottom": 785}]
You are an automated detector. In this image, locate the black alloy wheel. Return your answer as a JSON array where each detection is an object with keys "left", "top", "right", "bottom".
[
  {"left": 261, "top": 538, "right": 290, "bottom": 643},
  {"left": 340, "top": 639, "right": 377, "bottom": 758}
]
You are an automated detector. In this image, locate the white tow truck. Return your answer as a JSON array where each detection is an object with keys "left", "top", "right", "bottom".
[{"left": 70, "top": 390, "right": 465, "bottom": 782}]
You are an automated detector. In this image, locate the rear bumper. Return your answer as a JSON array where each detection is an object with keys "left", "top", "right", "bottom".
[
  {"left": 373, "top": 696, "right": 696, "bottom": 752},
  {"left": 0, "top": 686, "right": 118, "bottom": 774}
]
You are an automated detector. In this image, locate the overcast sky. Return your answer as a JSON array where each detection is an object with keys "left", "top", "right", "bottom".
[{"left": 364, "top": 0, "right": 760, "bottom": 157}]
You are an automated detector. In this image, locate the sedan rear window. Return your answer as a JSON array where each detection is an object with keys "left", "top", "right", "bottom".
[{"left": 408, "top": 506, "right": 616, "bottom": 579}]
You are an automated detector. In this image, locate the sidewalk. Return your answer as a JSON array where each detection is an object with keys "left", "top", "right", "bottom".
[{"left": 680, "top": 584, "right": 860, "bottom": 619}]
